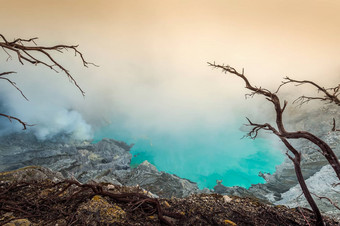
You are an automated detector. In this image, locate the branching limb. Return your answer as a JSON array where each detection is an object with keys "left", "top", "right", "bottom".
[
  {"left": 0, "top": 113, "right": 34, "bottom": 130},
  {"left": 311, "top": 192, "right": 340, "bottom": 210},
  {"left": 277, "top": 76, "right": 340, "bottom": 106},
  {"left": 0, "top": 34, "right": 96, "bottom": 130},
  {"left": 208, "top": 62, "right": 273, "bottom": 98},
  {"left": 244, "top": 117, "right": 280, "bottom": 139},
  {"left": 208, "top": 62, "right": 288, "bottom": 135},
  {"left": 293, "top": 96, "right": 328, "bottom": 107},
  {"left": 0, "top": 34, "right": 97, "bottom": 96},
  {"left": 0, "top": 71, "right": 28, "bottom": 100}
]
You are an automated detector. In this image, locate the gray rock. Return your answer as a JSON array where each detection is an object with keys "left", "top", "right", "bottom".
[
  {"left": 0, "top": 165, "right": 64, "bottom": 183},
  {"left": 213, "top": 181, "right": 270, "bottom": 202},
  {"left": 0, "top": 134, "right": 199, "bottom": 198},
  {"left": 275, "top": 165, "right": 340, "bottom": 221},
  {"left": 0, "top": 133, "right": 132, "bottom": 184},
  {"left": 119, "top": 160, "right": 199, "bottom": 198}
]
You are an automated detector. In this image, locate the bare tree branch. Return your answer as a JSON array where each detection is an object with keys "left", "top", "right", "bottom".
[
  {"left": 244, "top": 118, "right": 280, "bottom": 139},
  {"left": 0, "top": 34, "right": 98, "bottom": 96},
  {"left": 0, "top": 71, "right": 28, "bottom": 100},
  {"left": 0, "top": 113, "right": 34, "bottom": 130},
  {"left": 311, "top": 192, "right": 340, "bottom": 211},
  {"left": 276, "top": 76, "right": 340, "bottom": 106},
  {"left": 0, "top": 34, "right": 95, "bottom": 129}
]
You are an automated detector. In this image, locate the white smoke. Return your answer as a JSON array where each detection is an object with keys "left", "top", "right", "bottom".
[
  {"left": 0, "top": 66, "right": 93, "bottom": 140},
  {"left": 32, "top": 109, "right": 92, "bottom": 140}
]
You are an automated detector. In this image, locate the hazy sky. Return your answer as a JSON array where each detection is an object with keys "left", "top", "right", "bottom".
[{"left": 0, "top": 0, "right": 340, "bottom": 138}]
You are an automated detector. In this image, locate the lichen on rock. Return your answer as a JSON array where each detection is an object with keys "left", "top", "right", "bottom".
[
  {"left": 3, "top": 219, "right": 31, "bottom": 226},
  {"left": 77, "top": 195, "right": 126, "bottom": 224}
]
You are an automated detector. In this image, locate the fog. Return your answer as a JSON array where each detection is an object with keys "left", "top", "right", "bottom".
[{"left": 0, "top": 0, "right": 339, "bottom": 140}]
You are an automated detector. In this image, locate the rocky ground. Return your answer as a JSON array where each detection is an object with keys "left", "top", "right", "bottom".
[
  {"left": 0, "top": 133, "right": 199, "bottom": 199},
  {"left": 1, "top": 166, "right": 339, "bottom": 226},
  {"left": 1, "top": 104, "right": 340, "bottom": 224}
]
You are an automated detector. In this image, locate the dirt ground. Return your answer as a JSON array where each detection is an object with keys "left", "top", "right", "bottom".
[{"left": 1, "top": 180, "right": 339, "bottom": 226}]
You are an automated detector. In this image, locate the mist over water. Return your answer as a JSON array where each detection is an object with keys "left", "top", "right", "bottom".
[
  {"left": 94, "top": 118, "right": 283, "bottom": 189},
  {"left": 1, "top": 0, "right": 339, "bottom": 191}
]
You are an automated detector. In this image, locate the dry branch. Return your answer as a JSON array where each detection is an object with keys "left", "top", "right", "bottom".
[
  {"left": 0, "top": 34, "right": 95, "bottom": 129},
  {"left": 311, "top": 193, "right": 340, "bottom": 211},
  {"left": 276, "top": 76, "right": 340, "bottom": 106},
  {"left": 0, "top": 34, "right": 96, "bottom": 96},
  {"left": 0, "top": 71, "right": 28, "bottom": 100},
  {"left": 0, "top": 113, "right": 33, "bottom": 129}
]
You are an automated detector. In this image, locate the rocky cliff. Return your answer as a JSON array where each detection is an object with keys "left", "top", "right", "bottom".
[{"left": 0, "top": 133, "right": 198, "bottom": 198}]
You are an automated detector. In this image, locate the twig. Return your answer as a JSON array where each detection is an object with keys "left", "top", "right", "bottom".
[
  {"left": 0, "top": 34, "right": 97, "bottom": 96},
  {"left": 297, "top": 207, "right": 311, "bottom": 226},
  {"left": 311, "top": 192, "right": 340, "bottom": 210},
  {"left": 276, "top": 76, "right": 340, "bottom": 106},
  {"left": 0, "top": 113, "right": 34, "bottom": 130}
]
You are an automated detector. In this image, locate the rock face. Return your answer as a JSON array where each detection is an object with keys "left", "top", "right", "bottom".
[
  {"left": 0, "top": 133, "right": 199, "bottom": 198},
  {"left": 275, "top": 164, "right": 340, "bottom": 220},
  {"left": 0, "top": 133, "right": 132, "bottom": 184},
  {"left": 214, "top": 181, "right": 264, "bottom": 200},
  {"left": 0, "top": 165, "right": 64, "bottom": 183},
  {"left": 119, "top": 160, "right": 199, "bottom": 198}
]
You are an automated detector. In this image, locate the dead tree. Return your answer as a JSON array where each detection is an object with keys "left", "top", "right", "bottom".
[
  {"left": 208, "top": 62, "right": 340, "bottom": 180},
  {"left": 0, "top": 34, "right": 95, "bottom": 129},
  {"left": 245, "top": 118, "right": 324, "bottom": 225},
  {"left": 208, "top": 62, "right": 340, "bottom": 226}
]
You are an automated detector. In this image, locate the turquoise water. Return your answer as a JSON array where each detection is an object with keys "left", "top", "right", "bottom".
[{"left": 94, "top": 120, "right": 283, "bottom": 189}]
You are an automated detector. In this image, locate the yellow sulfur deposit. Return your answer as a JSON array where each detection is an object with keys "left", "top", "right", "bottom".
[
  {"left": 79, "top": 195, "right": 126, "bottom": 224},
  {"left": 224, "top": 219, "right": 237, "bottom": 226}
]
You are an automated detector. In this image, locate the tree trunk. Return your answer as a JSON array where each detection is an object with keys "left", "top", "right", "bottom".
[
  {"left": 292, "top": 155, "right": 324, "bottom": 226},
  {"left": 282, "top": 139, "right": 324, "bottom": 226},
  {"left": 285, "top": 131, "right": 340, "bottom": 181}
]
